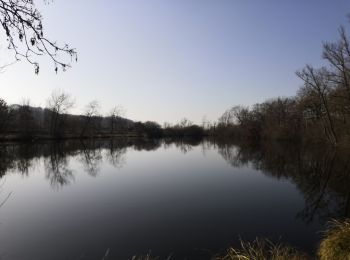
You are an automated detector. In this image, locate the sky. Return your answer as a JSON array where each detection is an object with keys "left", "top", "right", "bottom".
[{"left": 1, "top": 0, "right": 350, "bottom": 124}]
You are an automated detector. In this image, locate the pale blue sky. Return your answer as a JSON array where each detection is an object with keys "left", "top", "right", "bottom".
[{"left": 1, "top": 0, "right": 349, "bottom": 124}]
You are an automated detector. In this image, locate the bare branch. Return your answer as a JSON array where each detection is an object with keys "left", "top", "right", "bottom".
[{"left": 0, "top": 0, "right": 77, "bottom": 73}]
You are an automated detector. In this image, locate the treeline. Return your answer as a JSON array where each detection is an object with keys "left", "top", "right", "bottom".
[
  {"left": 0, "top": 91, "right": 204, "bottom": 141},
  {"left": 0, "top": 95, "right": 132, "bottom": 140},
  {"left": 213, "top": 26, "right": 350, "bottom": 145},
  {"left": 3, "top": 26, "right": 350, "bottom": 144}
]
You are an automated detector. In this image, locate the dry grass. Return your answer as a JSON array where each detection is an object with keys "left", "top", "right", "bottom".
[
  {"left": 213, "top": 238, "right": 309, "bottom": 260},
  {"left": 318, "top": 219, "right": 350, "bottom": 260},
  {"left": 129, "top": 219, "right": 350, "bottom": 260}
]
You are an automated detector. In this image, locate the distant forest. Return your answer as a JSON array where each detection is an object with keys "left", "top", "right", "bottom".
[
  {"left": 1, "top": 25, "right": 350, "bottom": 145},
  {"left": 0, "top": 92, "right": 204, "bottom": 141}
]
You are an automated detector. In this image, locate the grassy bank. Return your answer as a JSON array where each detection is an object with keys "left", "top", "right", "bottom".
[
  {"left": 318, "top": 220, "right": 350, "bottom": 260},
  {"left": 216, "top": 219, "right": 350, "bottom": 260},
  {"left": 132, "top": 219, "right": 350, "bottom": 260},
  {"left": 213, "top": 238, "right": 309, "bottom": 260}
]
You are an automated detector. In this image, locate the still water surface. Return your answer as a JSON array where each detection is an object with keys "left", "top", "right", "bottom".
[{"left": 0, "top": 138, "right": 349, "bottom": 259}]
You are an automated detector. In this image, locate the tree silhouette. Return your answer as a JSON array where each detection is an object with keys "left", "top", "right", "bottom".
[{"left": 0, "top": 0, "right": 77, "bottom": 73}]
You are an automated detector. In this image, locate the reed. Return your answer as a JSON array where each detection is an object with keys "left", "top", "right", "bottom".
[
  {"left": 318, "top": 219, "right": 350, "bottom": 260},
  {"left": 213, "top": 238, "right": 309, "bottom": 260}
]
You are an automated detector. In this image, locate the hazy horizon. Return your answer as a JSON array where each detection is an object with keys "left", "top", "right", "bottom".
[{"left": 1, "top": 0, "right": 349, "bottom": 124}]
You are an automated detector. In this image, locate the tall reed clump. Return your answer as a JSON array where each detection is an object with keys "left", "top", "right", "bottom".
[
  {"left": 213, "top": 238, "right": 309, "bottom": 260},
  {"left": 318, "top": 219, "right": 350, "bottom": 260},
  {"left": 130, "top": 219, "right": 350, "bottom": 260}
]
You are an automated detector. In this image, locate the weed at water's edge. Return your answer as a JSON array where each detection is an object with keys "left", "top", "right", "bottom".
[{"left": 318, "top": 219, "right": 350, "bottom": 260}]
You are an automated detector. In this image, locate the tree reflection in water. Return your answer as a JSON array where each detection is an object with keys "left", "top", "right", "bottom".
[
  {"left": 0, "top": 138, "right": 163, "bottom": 189},
  {"left": 79, "top": 140, "right": 103, "bottom": 177},
  {"left": 0, "top": 138, "right": 349, "bottom": 225},
  {"left": 44, "top": 142, "right": 75, "bottom": 190},
  {"left": 107, "top": 139, "right": 127, "bottom": 169},
  {"left": 215, "top": 139, "right": 350, "bottom": 224}
]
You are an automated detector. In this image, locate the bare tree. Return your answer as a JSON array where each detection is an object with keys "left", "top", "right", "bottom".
[
  {"left": 218, "top": 108, "right": 235, "bottom": 126},
  {"left": 46, "top": 89, "right": 75, "bottom": 137},
  {"left": 0, "top": 0, "right": 77, "bottom": 73},
  {"left": 178, "top": 118, "right": 192, "bottom": 128},
  {"left": 108, "top": 105, "right": 125, "bottom": 134},
  {"left": 323, "top": 26, "right": 350, "bottom": 102},
  {"left": 80, "top": 100, "right": 100, "bottom": 137},
  {"left": 297, "top": 65, "right": 338, "bottom": 144},
  {"left": 230, "top": 105, "right": 251, "bottom": 126},
  {"left": 218, "top": 106, "right": 250, "bottom": 126}
]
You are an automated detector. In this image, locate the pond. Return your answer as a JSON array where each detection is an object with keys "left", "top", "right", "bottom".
[{"left": 0, "top": 138, "right": 349, "bottom": 259}]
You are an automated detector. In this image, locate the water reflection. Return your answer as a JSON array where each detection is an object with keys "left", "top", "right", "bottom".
[
  {"left": 165, "top": 137, "right": 202, "bottom": 154},
  {"left": 0, "top": 138, "right": 350, "bottom": 259},
  {"left": 0, "top": 138, "right": 349, "bottom": 223},
  {"left": 107, "top": 140, "right": 127, "bottom": 169},
  {"left": 45, "top": 143, "right": 74, "bottom": 190},
  {"left": 0, "top": 139, "right": 168, "bottom": 189},
  {"left": 79, "top": 140, "right": 103, "bottom": 177},
  {"left": 214, "top": 139, "right": 350, "bottom": 224}
]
